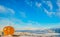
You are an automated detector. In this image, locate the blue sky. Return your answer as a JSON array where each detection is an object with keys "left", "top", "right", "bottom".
[{"left": 0, "top": 0, "right": 60, "bottom": 30}]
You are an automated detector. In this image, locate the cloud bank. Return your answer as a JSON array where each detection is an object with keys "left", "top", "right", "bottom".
[{"left": 0, "top": 5, "right": 15, "bottom": 15}]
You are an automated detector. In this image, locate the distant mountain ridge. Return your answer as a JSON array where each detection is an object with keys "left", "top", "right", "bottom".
[
  {"left": 16, "top": 28, "right": 60, "bottom": 34},
  {"left": 50, "top": 28, "right": 60, "bottom": 33}
]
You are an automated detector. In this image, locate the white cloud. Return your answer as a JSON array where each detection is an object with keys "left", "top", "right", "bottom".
[
  {"left": 57, "top": 1, "right": 60, "bottom": 8},
  {"left": 46, "top": 1, "right": 53, "bottom": 10},
  {"left": 44, "top": 8, "right": 55, "bottom": 17},
  {"left": 0, "top": 18, "right": 60, "bottom": 31},
  {"left": 20, "top": 20, "right": 47, "bottom": 30},
  {"left": 36, "top": 2, "right": 41, "bottom": 8},
  {"left": 35, "top": 1, "right": 60, "bottom": 18},
  {"left": 8, "top": 8, "right": 15, "bottom": 14},
  {"left": 56, "top": 0, "right": 60, "bottom": 17},
  {"left": 0, "top": 18, "right": 45, "bottom": 31},
  {"left": 0, "top": 6, "right": 7, "bottom": 13},
  {"left": 0, "top": 5, "right": 15, "bottom": 14},
  {"left": 44, "top": 7, "right": 60, "bottom": 18},
  {"left": 0, "top": 18, "right": 21, "bottom": 31},
  {"left": 42, "top": 1, "right": 53, "bottom": 10},
  {"left": 20, "top": 12, "right": 27, "bottom": 18},
  {"left": 49, "top": 23, "right": 60, "bottom": 28},
  {"left": 0, "top": 18, "right": 26, "bottom": 30},
  {"left": 25, "top": 0, "right": 33, "bottom": 7},
  {"left": 56, "top": 12, "right": 60, "bottom": 17}
]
